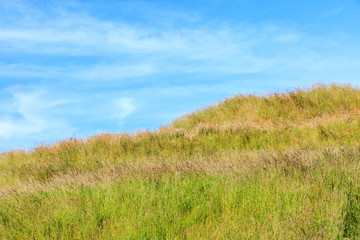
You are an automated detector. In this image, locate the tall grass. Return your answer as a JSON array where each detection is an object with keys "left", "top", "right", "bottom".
[
  {"left": 172, "top": 83, "right": 360, "bottom": 129},
  {"left": 1, "top": 83, "right": 360, "bottom": 239}
]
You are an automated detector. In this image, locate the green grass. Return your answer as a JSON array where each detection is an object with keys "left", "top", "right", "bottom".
[
  {"left": 1, "top": 83, "right": 360, "bottom": 239},
  {"left": 0, "top": 168, "right": 356, "bottom": 239}
]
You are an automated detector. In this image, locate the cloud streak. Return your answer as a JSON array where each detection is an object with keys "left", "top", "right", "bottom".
[
  {"left": 0, "top": 86, "right": 138, "bottom": 142},
  {"left": 75, "top": 64, "right": 157, "bottom": 80},
  {"left": 1, "top": 1, "right": 358, "bottom": 84},
  {"left": 0, "top": 87, "right": 73, "bottom": 139},
  {"left": 0, "top": 3, "right": 307, "bottom": 80}
]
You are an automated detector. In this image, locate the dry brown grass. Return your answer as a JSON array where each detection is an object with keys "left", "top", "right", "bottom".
[{"left": 2, "top": 145, "right": 359, "bottom": 199}]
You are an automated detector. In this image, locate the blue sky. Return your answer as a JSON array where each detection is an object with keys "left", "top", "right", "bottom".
[{"left": 1, "top": 0, "right": 360, "bottom": 151}]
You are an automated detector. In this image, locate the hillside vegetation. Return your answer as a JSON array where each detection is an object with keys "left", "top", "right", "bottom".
[{"left": 1, "top": 83, "right": 360, "bottom": 239}]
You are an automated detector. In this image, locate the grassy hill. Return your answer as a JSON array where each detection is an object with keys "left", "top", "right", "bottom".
[{"left": 1, "top": 83, "right": 360, "bottom": 239}]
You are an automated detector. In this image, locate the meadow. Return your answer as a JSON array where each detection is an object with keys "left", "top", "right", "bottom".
[{"left": 1, "top": 83, "right": 360, "bottom": 239}]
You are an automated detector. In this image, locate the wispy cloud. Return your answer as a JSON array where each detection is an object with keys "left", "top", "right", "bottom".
[
  {"left": 75, "top": 64, "right": 157, "bottom": 80},
  {"left": 0, "top": 85, "right": 138, "bottom": 143},
  {"left": 0, "top": 2, "right": 305, "bottom": 78},
  {"left": 112, "top": 98, "right": 136, "bottom": 122},
  {"left": 0, "top": 19, "right": 316, "bottom": 80},
  {"left": 320, "top": 6, "right": 345, "bottom": 18},
  {"left": 0, "top": 86, "right": 73, "bottom": 139},
  {"left": 0, "top": 2, "right": 358, "bottom": 80},
  {"left": 0, "top": 63, "right": 65, "bottom": 78},
  {"left": 1, "top": 0, "right": 358, "bottom": 83}
]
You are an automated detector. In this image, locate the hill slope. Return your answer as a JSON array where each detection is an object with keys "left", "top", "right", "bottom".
[{"left": 1, "top": 83, "right": 360, "bottom": 239}]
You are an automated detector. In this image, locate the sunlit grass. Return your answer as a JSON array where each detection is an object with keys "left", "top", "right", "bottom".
[{"left": 1, "top": 83, "right": 360, "bottom": 239}]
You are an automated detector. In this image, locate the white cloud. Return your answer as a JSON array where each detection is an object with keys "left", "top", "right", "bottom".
[
  {"left": 112, "top": 98, "right": 136, "bottom": 121},
  {"left": 1, "top": 1, "right": 358, "bottom": 82},
  {"left": 75, "top": 64, "right": 157, "bottom": 80},
  {"left": 0, "top": 18, "right": 359, "bottom": 84},
  {"left": 0, "top": 85, "right": 138, "bottom": 143},
  {"left": 0, "top": 21, "right": 304, "bottom": 78},
  {"left": 0, "top": 87, "right": 73, "bottom": 139},
  {"left": 320, "top": 6, "right": 345, "bottom": 18},
  {"left": 0, "top": 2, "right": 304, "bottom": 77},
  {"left": 0, "top": 63, "right": 65, "bottom": 78}
]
